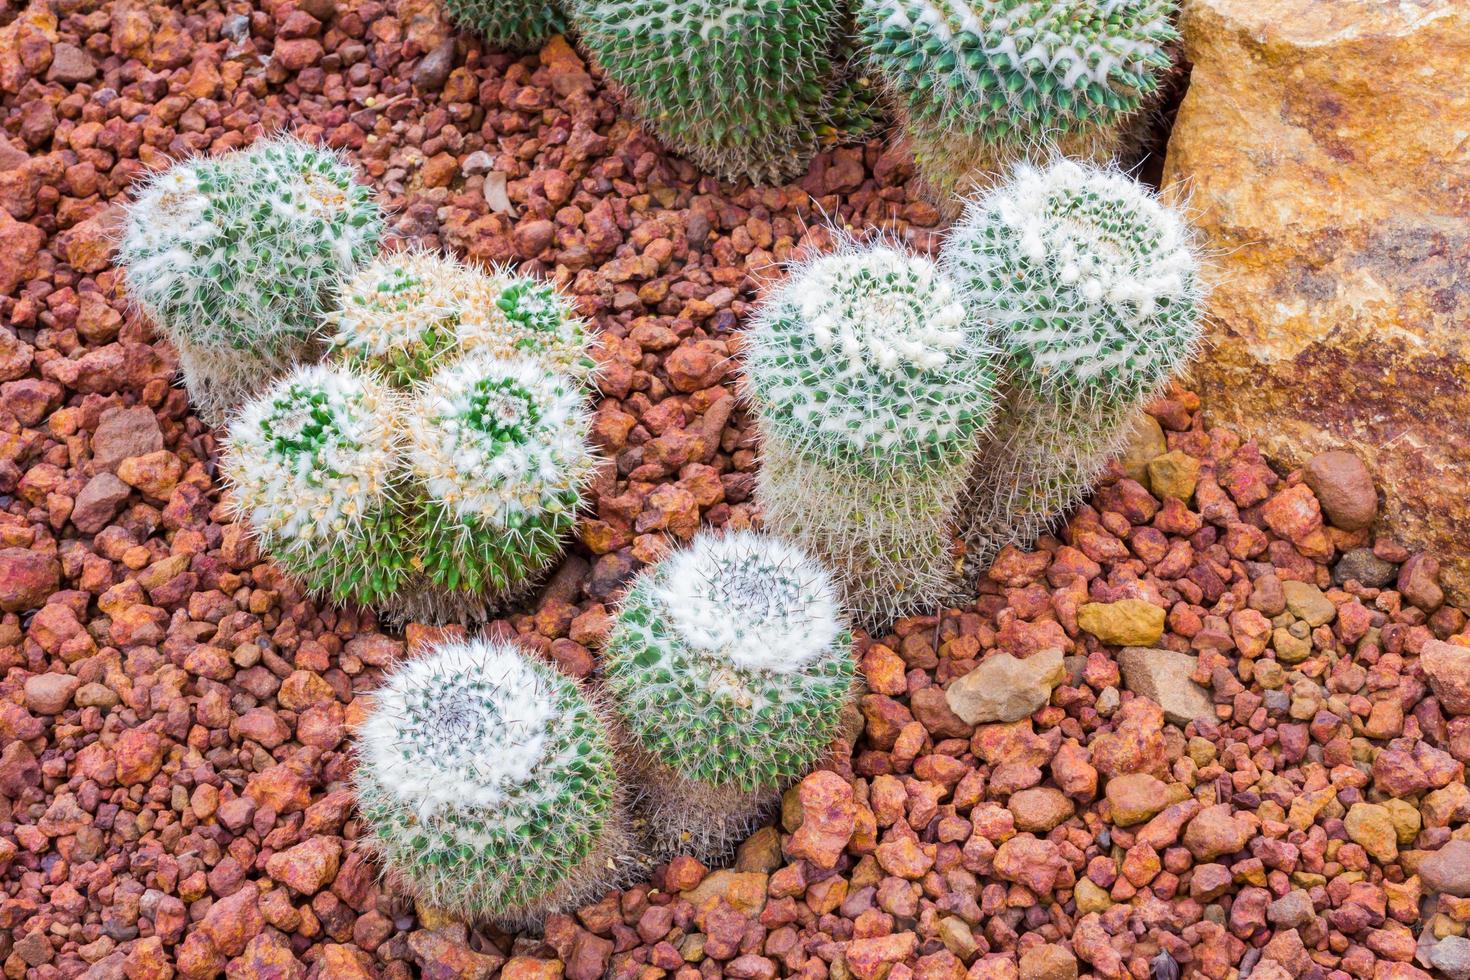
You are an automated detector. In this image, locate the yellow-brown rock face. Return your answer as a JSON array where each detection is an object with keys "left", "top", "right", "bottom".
[{"left": 1163, "top": 0, "right": 1470, "bottom": 602}]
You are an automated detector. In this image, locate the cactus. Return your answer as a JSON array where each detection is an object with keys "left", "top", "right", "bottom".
[
  {"left": 354, "top": 637, "right": 637, "bottom": 925},
  {"left": 392, "top": 353, "right": 596, "bottom": 622},
  {"left": 221, "top": 364, "right": 412, "bottom": 607},
  {"left": 604, "top": 530, "right": 855, "bottom": 861},
  {"left": 855, "top": 0, "right": 1177, "bottom": 208},
  {"left": 942, "top": 159, "right": 1204, "bottom": 580},
  {"left": 442, "top": 0, "right": 567, "bottom": 49},
  {"left": 329, "top": 250, "right": 597, "bottom": 389},
  {"left": 570, "top": 0, "right": 846, "bottom": 184},
  {"left": 118, "top": 136, "right": 382, "bottom": 424},
  {"left": 743, "top": 241, "right": 997, "bottom": 626}
]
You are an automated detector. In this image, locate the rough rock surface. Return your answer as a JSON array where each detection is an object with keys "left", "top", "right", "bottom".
[
  {"left": 1163, "top": 0, "right": 1470, "bottom": 604},
  {"left": 945, "top": 648, "right": 1065, "bottom": 725}
]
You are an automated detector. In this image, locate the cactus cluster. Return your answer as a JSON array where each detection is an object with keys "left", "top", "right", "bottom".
[
  {"left": 570, "top": 0, "right": 848, "bottom": 184},
  {"left": 855, "top": 0, "right": 1178, "bottom": 206},
  {"left": 604, "top": 530, "right": 855, "bottom": 861},
  {"left": 442, "top": 0, "right": 567, "bottom": 49},
  {"left": 942, "top": 159, "right": 1204, "bottom": 578},
  {"left": 743, "top": 241, "right": 997, "bottom": 626},
  {"left": 118, "top": 136, "right": 382, "bottom": 424},
  {"left": 328, "top": 250, "right": 596, "bottom": 388},
  {"left": 354, "top": 637, "right": 636, "bottom": 925}
]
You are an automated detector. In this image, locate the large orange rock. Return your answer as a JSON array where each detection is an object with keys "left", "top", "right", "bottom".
[{"left": 1163, "top": 0, "right": 1470, "bottom": 602}]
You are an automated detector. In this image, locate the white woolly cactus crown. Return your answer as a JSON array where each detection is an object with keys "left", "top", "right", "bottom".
[
  {"left": 406, "top": 353, "right": 597, "bottom": 596},
  {"left": 354, "top": 637, "right": 629, "bottom": 922},
  {"left": 604, "top": 529, "right": 855, "bottom": 795},
  {"left": 221, "top": 363, "right": 410, "bottom": 605},
  {"left": 743, "top": 241, "right": 997, "bottom": 478},
  {"left": 944, "top": 159, "right": 1204, "bottom": 405}
]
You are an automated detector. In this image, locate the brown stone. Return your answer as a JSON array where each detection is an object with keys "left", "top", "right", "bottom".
[
  {"left": 1163, "top": 0, "right": 1470, "bottom": 604},
  {"left": 945, "top": 647, "right": 1064, "bottom": 725},
  {"left": 1117, "top": 647, "right": 1215, "bottom": 726}
]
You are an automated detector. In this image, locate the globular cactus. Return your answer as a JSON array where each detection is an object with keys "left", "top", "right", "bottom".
[
  {"left": 570, "top": 0, "right": 845, "bottom": 184},
  {"left": 942, "top": 159, "right": 1204, "bottom": 581},
  {"left": 329, "top": 250, "right": 597, "bottom": 389},
  {"left": 221, "top": 364, "right": 412, "bottom": 606},
  {"left": 743, "top": 240, "right": 997, "bottom": 626},
  {"left": 442, "top": 0, "right": 567, "bottom": 49},
  {"left": 118, "top": 136, "right": 382, "bottom": 424},
  {"left": 392, "top": 353, "right": 597, "bottom": 623},
  {"left": 604, "top": 530, "right": 855, "bottom": 862},
  {"left": 354, "top": 637, "right": 638, "bottom": 925},
  {"left": 855, "top": 0, "right": 1177, "bottom": 208}
]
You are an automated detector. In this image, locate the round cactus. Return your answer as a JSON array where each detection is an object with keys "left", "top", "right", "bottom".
[
  {"left": 744, "top": 241, "right": 997, "bottom": 625},
  {"left": 221, "top": 364, "right": 411, "bottom": 606},
  {"left": 442, "top": 0, "right": 567, "bottom": 49},
  {"left": 855, "top": 0, "right": 1177, "bottom": 207},
  {"left": 943, "top": 159, "right": 1204, "bottom": 577},
  {"left": 401, "top": 353, "right": 596, "bottom": 614},
  {"left": 329, "top": 251, "right": 597, "bottom": 389},
  {"left": 570, "top": 0, "right": 845, "bottom": 184},
  {"left": 118, "top": 136, "right": 382, "bottom": 424},
  {"left": 605, "top": 530, "right": 855, "bottom": 860},
  {"left": 354, "top": 637, "right": 637, "bottom": 924}
]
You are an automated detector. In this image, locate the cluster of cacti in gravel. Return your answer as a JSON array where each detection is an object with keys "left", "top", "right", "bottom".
[{"left": 441, "top": 0, "right": 1178, "bottom": 204}]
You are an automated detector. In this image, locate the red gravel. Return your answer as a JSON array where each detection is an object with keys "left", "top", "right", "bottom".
[{"left": 1, "top": 1, "right": 1467, "bottom": 979}]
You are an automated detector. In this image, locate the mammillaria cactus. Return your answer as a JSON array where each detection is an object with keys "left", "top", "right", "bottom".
[
  {"left": 943, "top": 159, "right": 1204, "bottom": 580},
  {"left": 328, "top": 251, "right": 596, "bottom": 389},
  {"left": 118, "top": 136, "right": 382, "bottom": 423},
  {"left": 604, "top": 530, "right": 855, "bottom": 861},
  {"left": 570, "top": 0, "right": 845, "bottom": 184},
  {"left": 855, "top": 0, "right": 1177, "bottom": 208},
  {"left": 354, "top": 637, "right": 637, "bottom": 924},
  {"left": 221, "top": 364, "right": 411, "bottom": 606},
  {"left": 441, "top": 0, "right": 567, "bottom": 49},
  {"left": 393, "top": 353, "right": 597, "bottom": 622},
  {"left": 743, "top": 241, "right": 997, "bottom": 626}
]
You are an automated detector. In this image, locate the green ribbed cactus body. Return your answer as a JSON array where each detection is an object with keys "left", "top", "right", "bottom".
[
  {"left": 744, "top": 242, "right": 997, "bottom": 626},
  {"left": 221, "top": 364, "right": 412, "bottom": 606},
  {"left": 443, "top": 0, "right": 567, "bottom": 49},
  {"left": 605, "top": 531, "right": 855, "bottom": 860},
  {"left": 354, "top": 638, "right": 636, "bottom": 925},
  {"left": 943, "top": 160, "right": 1204, "bottom": 578},
  {"left": 571, "top": 0, "right": 845, "bottom": 184},
  {"left": 855, "top": 0, "right": 1177, "bottom": 208},
  {"left": 118, "top": 136, "right": 382, "bottom": 423}
]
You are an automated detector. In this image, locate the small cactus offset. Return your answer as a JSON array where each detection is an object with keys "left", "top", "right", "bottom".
[
  {"left": 604, "top": 530, "right": 855, "bottom": 862},
  {"left": 570, "top": 0, "right": 846, "bottom": 184},
  {"left": 221, "top": 364, "right": 412, "bottom": 606},
  {"left": 743, "top": 241, "right": 997, "bottom": 626},
  {"left": 855, "top": 0, "right": 1177, "bottom": 207},
  {"left": 394, "top": 353, "right": 597, "bottom": 622},
  {"left": 328, "top": 251, "right": 596, "bottom": 389},
  {"left": 442, "top": 0, "right": 567, "bottom": 49},
  {"left": 118, "top": 136, "right": 382, "bottom": 424},
  {"left": 943, "top": 159, "right": 1204, "bottom": 580},
  {"left": 354, "top": 637, "right": 638, "bottom": 925}
]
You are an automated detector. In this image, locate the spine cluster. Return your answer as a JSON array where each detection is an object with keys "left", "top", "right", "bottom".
[
  {"left": 942, "top": 159, "right": 1204, "bottom": 579},
  {"left": 603, "top": 530, "right": 856, "bottom": 862},
  {"left": 743, "top": 241, "right": 997, "bottom": 627},
  {"left": 441, "top": 0, "right": 568, "bottom": 49},
  {"left": 354, "top": 637, "right": 636, "bottom": 925},
  {"left": 117, "top": 136, "right": 382, "bottom": 423}
]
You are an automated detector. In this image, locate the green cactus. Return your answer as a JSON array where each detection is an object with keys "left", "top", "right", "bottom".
[
  {"left": 221, "top": 364, "right": 412, "bottom": 606},
  {"left": 570, "top": 0, "right": 846, "bottom": 184},
  {"left": 117, "top": 136, "right": 382, "bottom": 424},
  {"left": 604, "top": 530, "right": 855, "bottom": 861},
  {"left": 354, "top": 637, "right": 638, "bottom": 925},
  {"left": 328, "top": 251, "right": 597, "bottom": 389},
  {"left": 442, "top": 0, "right": 567, "bottom": 49},
  {"left": 855, "top": 0, "right": 1177, "bottom": 208},
  {"left": 942, "top": 159, "right": 1204, "bottom": 579},
  {"left": 743, "top": 241, "right": 997, "bottom": 626}
]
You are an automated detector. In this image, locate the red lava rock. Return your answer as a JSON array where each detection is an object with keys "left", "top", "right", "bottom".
[
  {"left": 0, "top": 547, "right": 59, "bottom": 611},
  {"left": 265, "top": 837, "right": 342, "bottom": 894},
  {"left": 784, "top": 770, "right": 857, "bottom": 869}
]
